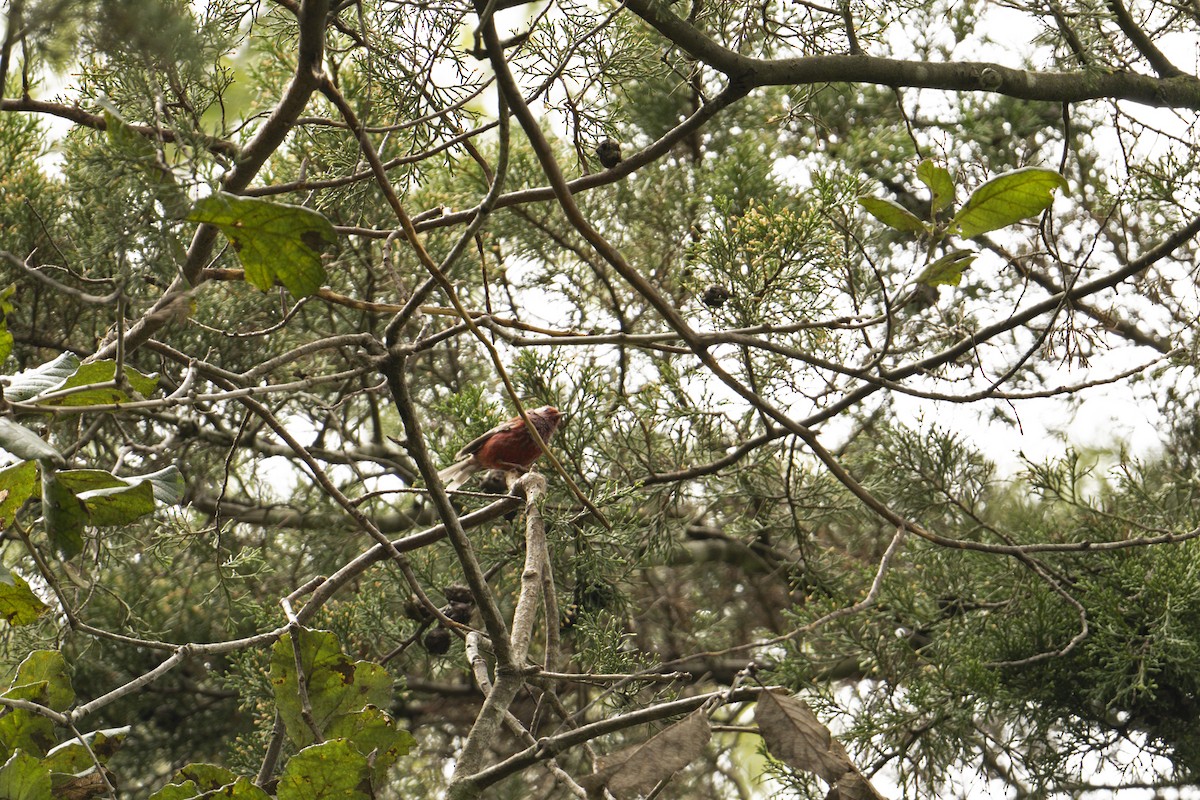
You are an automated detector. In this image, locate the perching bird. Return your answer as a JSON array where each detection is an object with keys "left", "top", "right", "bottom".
[
  {"left": 595, "top": 138, "right": 623, "bottom": 169},
  {"left": 437, "top": 406, "right": 564, "bottom": 491}
]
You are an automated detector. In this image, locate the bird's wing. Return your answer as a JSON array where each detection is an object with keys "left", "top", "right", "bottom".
[{"left": 453, "top": 417, "right": 520, "bottom": 458}]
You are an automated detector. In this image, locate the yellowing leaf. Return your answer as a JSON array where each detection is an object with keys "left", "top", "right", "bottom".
[
  {"left": 0, "top": 750, "right": 51, "bottom": 800},
  {"left": 916, "top": 249, "right": 976, "bottom": 287},
  {"left": 858, "top": 196, "right": 928, "bottom": 234},
  {"left": 277, "top": 740, "right": 370, "bottom": 800},
  {"left": 270, "top": 628, "right": 393, "bottom": 747},
  {"left": 951, "top": 167, "right": 1068, "bottom": 239},
  {"left": 0, "top": 571, "right": 49, "bottom": 627},
  {"left": 325, "top": 707, "right": 416, "bottom": 785},
  {"left": 188, "top": 193, "right": 334, "bottom": 298},
  {"left": 8, "top": 651, "right": 74, "bottom": 712},
  {"left": 916, "top": 159, "right": 955, "bottom": 213},
  {"left": 0, "top": 461, "right": 40, "bottom": 528},
  {"left": 32, "top": 361, "right": 159, "bottom": 407},
  {"left": 0, "top": 284, "right": 15, "bottom": 365}
]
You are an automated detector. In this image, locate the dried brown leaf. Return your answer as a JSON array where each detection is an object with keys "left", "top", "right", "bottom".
[
  {"left": 756, "top": 690, "right": 848, "bottom": 782},
  {"left": 830, "top": 770, "right": 888, "bottom": 800},
  {"left": 757, "top": 691, "right": 886, "bottom": 800},
  {"left": 582, "top": 708, "right": 712, "bottom": 798}
]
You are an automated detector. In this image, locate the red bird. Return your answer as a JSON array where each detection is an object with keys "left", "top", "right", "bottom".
[{"left": 437, "top": 405, "right": 564, "bottom": 491}]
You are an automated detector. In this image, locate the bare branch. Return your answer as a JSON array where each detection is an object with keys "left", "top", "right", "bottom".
[{"left": 622, "top": 0, "right": 1200, "bottom": 108}]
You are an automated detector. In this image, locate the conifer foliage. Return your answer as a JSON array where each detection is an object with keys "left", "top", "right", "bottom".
[{"left": 2, "top": 0, "right": 1200, "bottom": 796}]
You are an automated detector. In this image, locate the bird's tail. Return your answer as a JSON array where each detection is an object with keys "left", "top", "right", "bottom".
[{"left": 437, "top": 458, "right": 477, "bottom": 492}]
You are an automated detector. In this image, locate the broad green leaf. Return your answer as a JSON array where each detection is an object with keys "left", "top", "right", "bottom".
[
  {"left": 55, "top": 467, "right": 173, "bottom": 525},
  {"left": 0, "top": 711, "right": 54, "bottom": 761},
  {"left": 188, "top": 193, "right": 335, "bottom": 298},
  {"left": 224, "top": 777, "right": 274, "bottom": 799},
  {"left": 9, "top": 651, "right": 74, "bottom": 712},
  {"left": 30, "top": 361, "right": 159, "bottom": 407},
  {"left": 951, "top": 167, "right": 1068, "bottom": 239},
  {"left": 40, "top": 472, "right": 86, "bottom": 558},
  {"left": 916, "top": 249, "right": 977, "bottom": 287},
  {"left": 0, "top": 461, "right": 39, "bottom": 526},
  {"left": 76, "top": 482, "right": 155, "bottom": 527},
  {"left": 69, "top": 465, "right": 184, "bottom": 508},
  {"left": 44, "top": 727, "right": 128, "bottom": 773},
  {"left": 149, "top": 763, "right": 269, "bottom": 799},
  {"left": 52, "top": 470, "right": 126, "bottom": 494},
  {"left": 170, "top": 763, "right": 238, "bottom": 789},
  {"left": 0, "top": 750, "right": 51, "bottom": 800},
  {"left": 916, "top": 160, "right": 955, "bottom": 213},
  {"left": 277, "top": 739, "right": 370, "bottom": 800},
  {"left": 43, "top": 744, "right": 94, "bottom": 775},
  {"left": 858, "top": 196, "right": 928, "bottom": 234},
  {"left": 148, "top": 780, "right": 204, "bottom": 800},
  {"left": 0, "top": 571, "right": 48, "bottom": 626},
  {"left": 5, "top": 354, "right": 80, "bottom": 403},
  {"left": 0, "top": 421, "right": 63, "bottom": 467},
  {"left": 270, "top": 629, "right": 393, "bottom": 747},
  {"left": 0, "top": 285, "right": 15, "bottom": 364},
  {"left": 149, "top": 780, "right": 267, "bottom": 800},
  {"left": 326, "top": 706, "right": 416, "bottom": 785},
  {"left": 136, "top": 466, "right": 186, "bottom": 506}
]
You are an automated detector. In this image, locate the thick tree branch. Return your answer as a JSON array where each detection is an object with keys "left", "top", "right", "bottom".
[
  {"left": 1106, "top": 0, "right": 1185, "bottom": 78},
  {"left": 450, "top": 476, "right": 550, "bottom": 794},
  {"left": 0, "top": 0, "right": 24, "bottom": 100},
  {"left": 0, "top": 97, "right": 239, "bottom": 157},
  {"left": 622, "top": 0, "right": 1200, "bottom": 109}
]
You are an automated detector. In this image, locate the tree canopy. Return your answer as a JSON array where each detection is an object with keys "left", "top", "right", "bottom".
[{"left": 2, "top": 0, "right": 1200, "bottom": 797}]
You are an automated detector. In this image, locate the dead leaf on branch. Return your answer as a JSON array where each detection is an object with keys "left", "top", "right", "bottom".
[
  {"left": 581, "top": 708, "right": 712, "bottom": 798},
  {"left": 756, "top": 690, "right": 886, "bottom": 800},
  {"left": 826, "top": 771, "right": 889, "bottom": 800}
]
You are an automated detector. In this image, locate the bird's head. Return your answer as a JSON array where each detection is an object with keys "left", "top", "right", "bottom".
[{"left": 530, "top": 405, "right": 564, "bottom": 436}]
